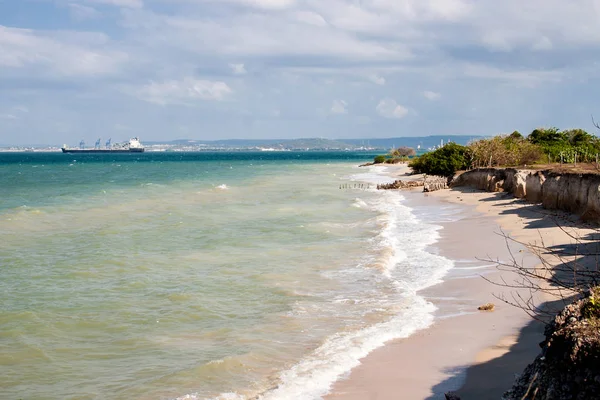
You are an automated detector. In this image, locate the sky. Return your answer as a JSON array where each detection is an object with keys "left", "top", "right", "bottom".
[{"left": 2, "top": 0, "right": 600, "bottom": 145}]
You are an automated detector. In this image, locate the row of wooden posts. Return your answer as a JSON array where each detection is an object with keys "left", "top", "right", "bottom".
[{"left": 339, "top": 183, "right": 372, "bottom": 190}]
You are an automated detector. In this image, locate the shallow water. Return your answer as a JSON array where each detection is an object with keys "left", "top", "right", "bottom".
[{"left": 0, "top": 152, "right": 456, "bottom": 400}]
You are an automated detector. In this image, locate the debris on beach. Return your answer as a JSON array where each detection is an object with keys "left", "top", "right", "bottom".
[
  {"left": 423, "top": 175, "right": 449, "bottom": 192},
  {"left": 478, "top": 303, "right": 495, "bottom": 311},
  {"left": 376, "top": 180, "right": 423, "bottom": 190}
]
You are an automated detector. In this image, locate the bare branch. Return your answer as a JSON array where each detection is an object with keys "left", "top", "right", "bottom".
[
  {"left": 476, "top": 218, "right": 600, "bottom": 323},
  {"left": 592, "top": 114, "right": 600, "bottom": 130}
]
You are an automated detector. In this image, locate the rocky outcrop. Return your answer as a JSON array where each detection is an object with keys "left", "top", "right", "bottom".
[
  {"left": 503, "top": 292, "right": 600, "bottom": 400},
  {"left": 450, "top": 168, "right": 600, "bottom": 223}
]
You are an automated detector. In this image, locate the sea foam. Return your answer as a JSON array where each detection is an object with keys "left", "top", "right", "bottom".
[
  {"left": 258, "top": 297, "right": 435, "bottom": 400},
  {"left": 206, "top": 166, "right": 455, "bottom": 400}
]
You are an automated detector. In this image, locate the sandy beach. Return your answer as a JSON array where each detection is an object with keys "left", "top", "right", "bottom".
[{"left": 327, "top": 166, "right": 597, "bottom": 399}]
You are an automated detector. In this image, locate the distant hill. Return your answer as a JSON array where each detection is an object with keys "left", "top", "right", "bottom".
[
  {"left": 273, "top": 138, "right": 355, "bottom": 149},
  {"left": 145, "top": 135, "right": 480, "bottom": 150},
  {"left": 3, "top": 135, "right": 481, "bottom": 150},
  {"left": 340, "top": 135, "right": 480, "bottom": 149}
]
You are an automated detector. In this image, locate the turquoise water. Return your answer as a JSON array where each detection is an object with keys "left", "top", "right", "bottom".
[{"left": 0, "top": 152, "right": 453, "bottom": 400}]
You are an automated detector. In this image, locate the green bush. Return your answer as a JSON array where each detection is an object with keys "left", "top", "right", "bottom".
[
  {"left": 527, "top": 127, "right": 600, "bottom": 163},
  {"left": 384, "top": 157, "right": 407, "bottom": 164},
  {"left": 409, "top": 143, "right": 471, "bottom": 177},
  {"left": 466, "top": 127, "right": 600, "bottom": 166},
  {"left": 582, "top": 287, "right": 600, "bottom": 319},
  {"left": 373, "top": 155, "right": 386, "bottom": 164}
]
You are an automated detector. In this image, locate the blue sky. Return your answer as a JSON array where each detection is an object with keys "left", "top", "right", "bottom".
[{"left": 1, "top": 0, "right": 600, "bottom": 145}]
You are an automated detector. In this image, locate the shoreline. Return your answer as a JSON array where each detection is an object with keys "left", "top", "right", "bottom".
[{"left": 326, "top": 166, "right": 595, "bottom": 399}]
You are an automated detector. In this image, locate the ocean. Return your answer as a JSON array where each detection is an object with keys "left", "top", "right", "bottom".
[{"left": 0, "top": 152, "right": 455, "bottom": 400}]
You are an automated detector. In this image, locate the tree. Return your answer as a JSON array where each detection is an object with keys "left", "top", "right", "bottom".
[
  {"left": 528, "top": 127, "right": 567, "bottom": 145},
  {"left": 509, "top": 131, "right": 523, "bottom": 140},
  {"left": 391, "top": 146, "right": 416, "bottom": 157},
  {"left": 528, "top": 127, "right": 600, "bottom": 163}
]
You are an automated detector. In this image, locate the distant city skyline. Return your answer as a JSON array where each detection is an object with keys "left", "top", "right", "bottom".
[{"left": 2, "top": 1, "right": 600, "bottom": 145}]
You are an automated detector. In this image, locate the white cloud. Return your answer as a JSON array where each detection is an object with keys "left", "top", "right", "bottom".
[
  {"left": 68, "top": 4, "right": 101, "bottom": 21},
  {"left": 330, "top": 99, "right": 348, "bottom": 114},
  {"left": 229, "top": 63, "right": 247, "bottom": 75},
  {"left": 462, "top": 64, "right": 562, "bottom": 87},
  {"left": 376, "top": 98, "right": 408, "bottom": 119},
  {"left": 423, "top": 90, "right": 441, "bottom": 100},
  {"left": 0, "top": 114, "right": 17, "bottom": 120},
  {"left": 203, "top": 0, "right": 296, "bottom": 10},
  {"left": 86, "top": 0, "right": 143, "bottom": 8},
  {"left": 124, "top": 9, "right": 406, "bottom": 61},
  {"left": 368, "top": 74, "right": 385, "bottom": 85},
  {"left": 532, "top": 36, "right": 553, "bottom": 51},
  {"left": 0, "top": 26, "right": 127, "bottom": 77},
  {"left": 294, "top": 11, "right": 328, "bottom": 27},
  {"left": 4, "top": 0, "right": 600, "bottom": 144},
  {"left": 135, "top": 77, "right": 233, "bottom": 105}
]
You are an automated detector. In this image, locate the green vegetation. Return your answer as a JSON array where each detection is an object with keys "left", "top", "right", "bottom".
[
  {"left": 373, "top": 146, "right": 417, "bottom": 164},
  {"left": 469, "top": 133, "right": 541, "bottom": 168},
  {"left": 405, "top": 127, "right": 600, "bottom": 176},
  {"left": 373, "top": 155, "right": 386, "bottom": 164},
  {"left": 529, "top": 128, "right": 600, "bottom": 163},
  {"left": 583, "top": 287, "right": 600, "bottom": 319},
  {"left": 391, "top": 146, "right": 416, "bottom": 157},
  {"left": 409, "top": 143, "right": 471, "bottom": 177}
]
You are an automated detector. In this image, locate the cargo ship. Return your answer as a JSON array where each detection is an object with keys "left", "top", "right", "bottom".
[{"left": 61, "top": 138, "right": 144, "bottom": 153}]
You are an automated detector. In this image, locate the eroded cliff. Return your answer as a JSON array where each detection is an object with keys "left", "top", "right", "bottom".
[
  {"left": 451, "top": 168, "right": 600, "bottom": 223},
  {"left": 503, "top": 291, "right": 600, "bottom": 400}
]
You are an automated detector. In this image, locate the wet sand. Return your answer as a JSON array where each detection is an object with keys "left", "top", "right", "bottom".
[{"left": 326, "top": 179, "right": 595, "bottom": 399}]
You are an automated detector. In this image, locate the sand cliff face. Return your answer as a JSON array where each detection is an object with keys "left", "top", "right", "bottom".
[{"left": 451, "top": 169, "right": 600, "bottom": 223}]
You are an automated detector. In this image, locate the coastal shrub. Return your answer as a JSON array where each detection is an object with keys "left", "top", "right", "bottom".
[
  {"left": 409, "top": 143, "right": 471, "bottom": 177},
  {"left": 391, "top": 146, "right": 416, "bottom": 157},
  {"left": 469, "top": 134, "right": 542, "bottom": 167},
  {"left": 583, "top": 287, "right": 600, "bottom": 319},
  {"left": 373, "top": 155, "right": 386, "bottom": 164},
  {"left": 384, "top": 157, "right": 406, "bottom": 164},
  {"left": 466, "top": 127, "right": 600, "bottom": 166}
]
